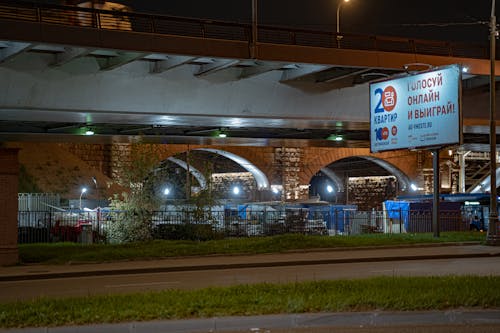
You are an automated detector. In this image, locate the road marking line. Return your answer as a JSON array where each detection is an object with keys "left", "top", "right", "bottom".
[
  {"left": 370, "top": 270, "right": 395, "bottom": 273},
  {"left": 105, "top": 281, "right": 181, "bottom": 288}
]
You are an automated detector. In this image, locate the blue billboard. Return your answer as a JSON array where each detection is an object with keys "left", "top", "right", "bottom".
[{"left": 369, "top": 65, "right": 462, "bottom": 152}]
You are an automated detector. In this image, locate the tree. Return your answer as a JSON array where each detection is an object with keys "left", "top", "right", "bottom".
[{"left": 107, "top": 143, "right": 164, "bottom": 243}]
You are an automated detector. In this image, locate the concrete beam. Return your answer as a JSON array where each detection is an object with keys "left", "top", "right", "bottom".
[
  {"left": 96, "top": 51, "right": 147, "bottom": 71},
  {"left": 195, "top": 59, "right": 240, "bottom": 77},
  {"left": 149, "top": 55, "right": 195, "bottom": 74},
  {"left": 51, "top": 46, "right": 93, "bottom": 67},
  {"left": 280, "top": 64, "right": 330, "bottom": 82},
  {"left": 321, "top": 68, "right": 372, "bottom": 83},
  {"left": 0, "top": 42, "right": 32, "bottom": 63},
  {"left": 239, "top": 62, "right": 284, "bottom": 79}
]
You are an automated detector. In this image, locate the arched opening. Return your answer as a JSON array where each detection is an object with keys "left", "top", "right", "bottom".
[
  {"left": 195, "top": 148, "right": 269, "bottom": 189},
  {"left": 148, "top": 149, "right": 270, "bottom": 203},
  {"left": 309, "top": 156, "right": 411, "bottom": 210}
]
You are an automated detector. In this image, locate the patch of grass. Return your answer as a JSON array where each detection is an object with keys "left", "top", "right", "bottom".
[
  {"left": 18, "top": 232, "right": 485, "bottom": 265},
  {"left": 0, "top": 276, "right": 498, "bottom": 328}
]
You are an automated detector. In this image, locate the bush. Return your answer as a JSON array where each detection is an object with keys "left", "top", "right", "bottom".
[
  {"left": 153, "top": 223, "right": 223, "bottom": 241},
  {"left": 107, "top": 209, "right": 153, "bottom": 244}
]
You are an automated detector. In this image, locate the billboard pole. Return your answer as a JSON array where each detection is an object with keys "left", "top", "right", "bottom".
[
  {"left": 432, "top": 148, "right": 440, "bottom": 238},
  {"left": 487, "top": 0, "right": 499, "bottom": 245}
]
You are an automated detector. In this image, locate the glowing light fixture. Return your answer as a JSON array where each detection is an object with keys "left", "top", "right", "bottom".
[
  {"left": 212, "top": 129, "right": 228, "bottom": 138},
  {"left": 326, "top": 185, "right": 334, "bottom": 193},
  {"left": 232, "top": 186, "right": 240, "bottom": 195},
  {"left": 410, "top": 183, "right": 418, "bottom": 191},
  {"left": 79, "top": 187, "right": 87, "bottom": 210},
  {"left": 81, "top": 125, "right": 94, "bottom": 135},
  {"left": 327, "top": 134, "right": 343, "bottom": 141}
]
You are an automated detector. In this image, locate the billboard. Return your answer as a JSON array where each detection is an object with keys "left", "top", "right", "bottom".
[{"left": 369, "top": 64, "right": 462, "bottom": 153}]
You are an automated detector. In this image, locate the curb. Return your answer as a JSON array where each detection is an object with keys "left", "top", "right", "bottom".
[{"left": 1, "top": 244, "right": 498, "bottom": 282}]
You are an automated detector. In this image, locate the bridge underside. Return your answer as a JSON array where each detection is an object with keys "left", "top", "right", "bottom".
[{"left": 0, "top": 3, "right": 499, "bottom": 150}]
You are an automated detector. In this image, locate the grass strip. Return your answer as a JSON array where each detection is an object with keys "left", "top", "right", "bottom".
[
  {"left": 18, "top": 232, "right": 485, "bottom": 265},
  {"left": 0, "top": 276, "right": 499, "bottom": 328}
]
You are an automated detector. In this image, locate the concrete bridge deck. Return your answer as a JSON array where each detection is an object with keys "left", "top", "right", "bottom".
[{"left": 0, "top": 0, "right": 498, "bottom": 147}]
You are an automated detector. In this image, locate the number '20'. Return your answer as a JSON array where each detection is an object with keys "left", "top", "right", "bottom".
[{"left": 374, "top": 88, "right": 384, "bottom": 113}]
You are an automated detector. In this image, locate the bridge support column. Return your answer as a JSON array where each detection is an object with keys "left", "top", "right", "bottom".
[
  {"left": 275, "top": 147, "right": 308, "bottom": 201},
  {"left": 0, "top": 148, "right": 19, "bottom": 266}
]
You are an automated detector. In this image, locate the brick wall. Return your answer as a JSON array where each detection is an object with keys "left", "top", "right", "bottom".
[
  {"left": 348, "top": 176, "right": 397, "bottom": 210},
  {"left": 13, "top": 143, "right": 423, "bottom": 208},
  {"left": 0, "top": 149, "right": 19, "bottom": 265},
  {"left": 211, "top": 172, "right": 257, "bottom": 200},
  {"left": 63, "top": 144, "right": 113, "bottom": 178}
]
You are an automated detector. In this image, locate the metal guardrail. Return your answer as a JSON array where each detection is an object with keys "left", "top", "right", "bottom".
[
  {"left": 17, "top": 209, "right": 469, "bottom": 244},
  {"left": 0, "top": 0, "right": 491, "bottom": 60}
]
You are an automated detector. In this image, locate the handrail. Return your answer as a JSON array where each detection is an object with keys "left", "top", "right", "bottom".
[{"left": 0, "top": 0, "right": 491, "bottom": 59}]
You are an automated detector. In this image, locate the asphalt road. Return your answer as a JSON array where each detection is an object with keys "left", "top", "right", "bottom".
[{"left": 1, "top": 256, "right": 499, "bottom": 302}]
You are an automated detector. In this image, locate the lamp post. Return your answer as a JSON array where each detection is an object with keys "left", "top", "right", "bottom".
[
  {"left": 336, "top": 0, "right": 350, "bottom": 45},
  {"left": 92, "top": 177, "right": 101, "bottom": 238},
  {"left": 79, "top": 187, "right": 87, "bottom": 211},
  {"left": 487, "top": 0, "right": 500, "bottom": 245},
  {"left": 92, "top": 176, "right": 98, "bottom": 205},
  {"left": 251, "top": 0, "right": 258, "bottom": 58}
]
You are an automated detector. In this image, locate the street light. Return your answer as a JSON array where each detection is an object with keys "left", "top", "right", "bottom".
[
  {"left": 79, "top": 187, "right": 87, "bottom": 210},
  {"left": 336, "top": 0, "right": 350, "bottom": 42},
  {"left": 163, "top": 187, "right": 170, "bottom": 196},
  {"left": 232, "top": 186, "right": 241, "bottom": 196},
  {"left": 92, "top": 176, "right": 98, "bottom": 206}
]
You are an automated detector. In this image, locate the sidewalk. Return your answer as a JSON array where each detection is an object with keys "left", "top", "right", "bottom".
[
  {"left": 1, "top": 242, "right": 499, "bottom": 281},
  {"left": 3, "top": 310, "right": 500, "bottom": 333}
]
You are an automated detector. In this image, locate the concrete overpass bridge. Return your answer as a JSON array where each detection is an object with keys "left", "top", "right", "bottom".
[
  {"left": 0, "top": 0, "right": 498, "bottom": 145},
  {"left": 0, "top": 0, "right": 499, "bottom": 263}
]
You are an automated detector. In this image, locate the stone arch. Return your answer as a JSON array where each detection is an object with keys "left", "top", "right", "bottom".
[
  {"left": 194, "top": 148, "right": 270, "bottom": 189},
  {"left": 163, "top": 156, "right": 207, "bottom": 189},
  {"left": 309, "top": 155, "right": 412, "bottom": 208},
  {"left": 320, "top": 167, "right": 344, "bottom": 192},
  {"left": 309, "top": 154, "right": 412, "bottom": 192},
  {"left": 359, "top": 156, "right": 411, "bottom": 191},
  {"left": 302, "top": 148, "right": 418, "bottom": 188}
]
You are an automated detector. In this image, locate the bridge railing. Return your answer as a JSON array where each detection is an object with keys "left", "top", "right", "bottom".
[{"left": 0, "top": 0, "right": 490, "bottom": 60}]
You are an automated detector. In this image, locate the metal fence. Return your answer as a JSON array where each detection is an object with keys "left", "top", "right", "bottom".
[
  {"left": 18, "top": 193, "right": 60, "bottom": 211},
  {"left": 17, "top": 208, "right": 469, "bottom": 244}
]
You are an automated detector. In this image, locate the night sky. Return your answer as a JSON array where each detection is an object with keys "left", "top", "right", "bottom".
[
  {"left": 131, "top": 0, "right": 495, "bottom": 43},
  {"left": 39, "top": 0, "right": 498, "bottom": 43}
]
